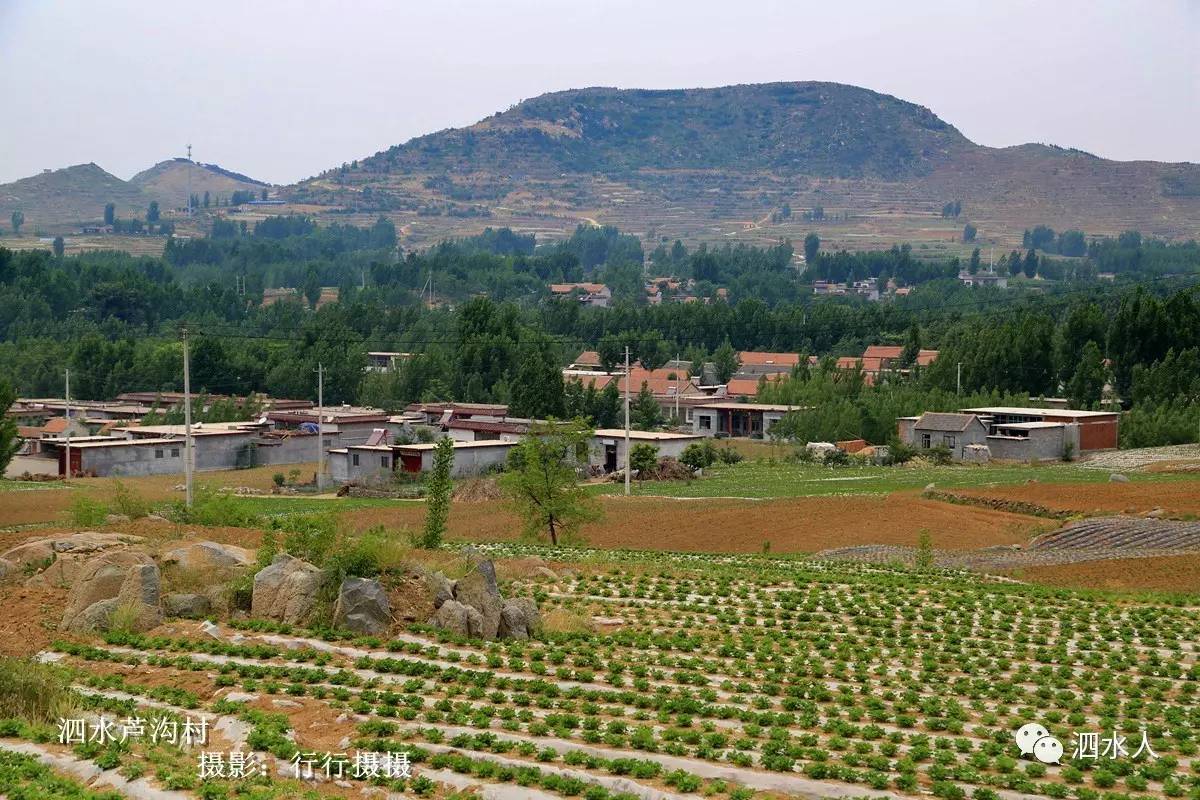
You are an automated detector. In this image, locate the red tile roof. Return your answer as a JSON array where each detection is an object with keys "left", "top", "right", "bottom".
[{"left": 738, "top": 352, "right": 802, "bottom": 367}]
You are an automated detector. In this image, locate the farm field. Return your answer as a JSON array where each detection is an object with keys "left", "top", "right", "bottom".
[
  {"left": 592, "top": 460, "right": 1185, "bottom": 500},
  {"left": 4, "top": 542, "right": 1197, "bottom": 800}
]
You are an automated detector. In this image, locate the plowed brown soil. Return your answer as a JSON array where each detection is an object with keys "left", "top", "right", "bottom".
[
  {"left": 1012, "top": 554, "right": 1200, "bottom": 595},
  {"left": 956, "top": 479, "right": 1200, "bottom": 517},
  {"left": 338, "top": 494, "right": 1047, "bottom": 554}
]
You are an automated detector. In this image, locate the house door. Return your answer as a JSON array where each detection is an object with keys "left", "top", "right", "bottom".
[
  {"left": 59, "top": 448, "right": 82, "bottom": 477},
  {"left": 604, "top": 444, "right": 617, "bottom": 473},
  {"left": 400, "top": 453, "right": 422, "bottom": 473}
]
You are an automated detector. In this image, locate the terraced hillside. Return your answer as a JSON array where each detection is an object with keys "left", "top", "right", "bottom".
[
  {"left": 12, "top": 543, "right": 1198, "bottom": 800},
  {"left": 290, "top": 82, "right": 1200, "bottom": 250}
]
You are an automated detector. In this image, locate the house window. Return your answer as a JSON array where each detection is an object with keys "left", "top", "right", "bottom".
[
  {"left": 352, "top": 453, "right": 360, "bottom": 467},
  {"left": 380, "top": 456, "right": 389, "bottom": 468},
  {"left": 943, "top": 435, "right": 956, "bottom": 449},
  {"left": 171, "top": 448, "right": 180, "bottom": 457},
  {"left": 920, "top": 433, "right": 931, "bottom": 448},
  {"left": 699, "top": 415, "right": 711, "bottom": 430},
  {"left": 154, "top": 449, "right": 164, "bottom": 459}
]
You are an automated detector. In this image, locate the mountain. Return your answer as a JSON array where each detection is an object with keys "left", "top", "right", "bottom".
[
  {"left": 291, "top": 81, "right": 1200, "bottom": 251},
  {"left": 0, "top": 163, "right": 147, "bottom": 228},
  {"left": 129, "top": 159, "right": 268, "bottom": 210},
  {"left": 0, "top": 159, "right": 269, "bottom": 233}
]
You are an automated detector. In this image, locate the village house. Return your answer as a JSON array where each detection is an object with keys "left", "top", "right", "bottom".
[
  {"left": 328, "top": 439, "right": 516, "bottom": 483},
  {"left": 692, "top": 402, "right": 800, "bottom": 438},
  {"left": 589, "top": 429, "right": 704, "bottom": 473},
  {"left": 897, "top": 405, "right": 1119, "bottom": 462},
  {"left": 549, "top": 283, "right": 612, "bottom": 307}
]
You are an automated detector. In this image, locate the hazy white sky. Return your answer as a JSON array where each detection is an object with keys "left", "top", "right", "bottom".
[{"left": 1, "top": 0, "right": 1196, "bottom": 185}]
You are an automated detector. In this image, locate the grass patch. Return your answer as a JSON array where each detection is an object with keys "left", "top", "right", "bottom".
[
  {"left": 0, "top": 657, "right": 78, "bottom": 724},
  {"left": 593, "top": 459, "right": 1179, "bottom": 499}
]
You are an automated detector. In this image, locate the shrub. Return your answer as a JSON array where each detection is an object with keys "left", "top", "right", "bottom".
[
  {"left": 67, "top": 495, "right": 108, "bottom": 527},
  {"left": 629, "top": 443, "right": 660, "bottom": 478},
  {"left": 111, "top": 481, "right": 149, "bottom": 519},
  {"left": 272, "top": 473, "right": 285, "bottom": 487},
  {"left": 716, "top": 446, "right": 743, "bottom": 464},
  {"left": 680, "top": 441, "right": 717, "bottom": 471},
  {"left": 0, "top": 657, "right": 76, "bottom": 723}
]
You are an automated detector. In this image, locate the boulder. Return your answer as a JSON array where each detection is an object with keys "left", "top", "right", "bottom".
[
  {"left": 163, "top": 541, "right": 256, "bottom": 573},
  {"left": 429, "top": 600, "right": 483, "bottom": 638},
  {"left": 1110, "top": 473, "right": 1130, "bottom": 483},
  {"left": 164, "top": 593, "right": 212, "bottom": 619},
  {"left": 105, "top": 513, "right": 131, "bottom": 524},
  {"left": 453, "top": 559, "right": 503, "bottom": 638},
  {"left": 0, "top": 540, "right": 54, "bottom": 571},
  {"left": 423, "top": 570, "right": 456, "bottom": 609},
  {"left": 532, "top": 566, "right": 558, "bottom": 581},
  {"left": 332, "top": 577, "right": 391, "bottom": 635},
  {"left": 114, "top": 564, "right": 164, "bottom": 630},
  {"left": 61, "top": 555, "right": 162, "bottom": 633},
  {"left": 251, "top": 554, "right": 324, "bottom": 625},
  {"left": 497, "top": 597, "right": 541, "bottom": 640},
  {"left": 60, "top": 550, "right": 155, "bottom": 627},
  {"left": 19, "top": 533, "right": 147, "bottom": 588}
]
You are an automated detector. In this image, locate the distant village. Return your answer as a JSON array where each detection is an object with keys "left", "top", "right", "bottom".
[{"left": 7, "top": 334, "right": 1118, "bottom": 484}]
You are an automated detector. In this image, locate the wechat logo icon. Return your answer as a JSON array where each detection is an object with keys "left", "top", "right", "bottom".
[{"left": 1015, "top": 722, "right": 1063, "bottom": 764}]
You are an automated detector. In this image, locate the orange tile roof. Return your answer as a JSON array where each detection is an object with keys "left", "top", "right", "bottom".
[
  {"left": 550, "top": 283, "right": 607, "bottom": 294},
  {"left": 724, "top": 376, "right": 784, "bottom": 397},
  {"left": 737, "top": 352, "right": 802, "bottom": 367},
  {"left": 41, "top": 417, "right": 70, "bottom": 434},
  {"left": 573, "top": 350, "right": 601, "bottom": 366}
]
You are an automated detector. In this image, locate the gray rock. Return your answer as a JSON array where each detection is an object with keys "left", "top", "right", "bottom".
[
  {"left": 163, "top": 541, "right": 255, "bottom": 573},
  {"left": 532, "top": 566, "right": 558, "bottom": 581},
  {"left": 332, "top": 577, "right": 391, "bottom": 635},
  {"left": 424, "top": 570, "right": 455, "bottom": 609},
  {"left": 453, "top": 559, "right": 502, "bottom": 638},
  {"left": 60, "top": 550, "right": 155, "bottom": 629},
  {"left": 1110, "top": 473, "right": 1130, "bottom": 483},
  {"left": 429, "top": 599, "right": 470, "bottom": 638},
  {"left": 251, "top": 554, "right": 324, "bottom": 625},
  {"left": 105, "top": 513, "right": 131, "bottom": 524},
  {"left": 67, "top": 598, "right": 121, "bottom": 633},
  {"left": 498, "top": 597, "right": 541, "bottom": 640},
  {"left": 164, "top": 593, "right": 211, "bottom": 619}
]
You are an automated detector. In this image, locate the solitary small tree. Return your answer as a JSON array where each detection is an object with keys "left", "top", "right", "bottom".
[
  {"left": 0, "top": 380, "right": 21, "bottom": 477},
  {"left": 915, "top": 529, "right": 934, "bottom": 571},
  {"left": 52, "top": 236, "right": 64, "bottom": 258},
  {"left": 499, "top": 419, "right": 600, "bottom": 546},
  {"left": 629, "top": 443, "right": 659, "bottom": 479},
  {"left": 712, "top": 340, "right": 741, "bottom": 384},
  {"left": 10, "top": 211, "right": 24, "bottom": 234},
  {"left": 419, "top": 436, "right": 455, "bottom": 548},
  {"left": 103, "top": 203, "right": 115, "bottom": 225},
  {"left": 147, "top": 201, "right": 160, "bottom": 223},
  {"left": 803, "top": 232, "right": 820, "bottom": 263}
]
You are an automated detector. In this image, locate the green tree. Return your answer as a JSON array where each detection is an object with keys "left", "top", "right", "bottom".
[
  {"left": 52, "top": 236, "right": 64, "bottom": 258},
  {"left": 10, "top": 211, "right": 24, "bottom": 234},
  {"left": 962, "top": 223, "right": 976, "bottom": 243},
  {"left": 147, "top": 201, "right": 160, "bottom": 223},
  {"left": 419, "top": 437, "right": 454, "bottom": 548},
  {"left": 103, "top": 203, "right": 115, "bottom": 225},
  {"left": 203, "top": 191, "right": 210, "bottom": 209},
  {"left": 803, "top": 233, "right": 820, "bottom": 264},
  {"left": 499, "top": 419, "right": 600, "bottom": 546},
  {"left": 915, "top": 529, "right": 934, "bottom": 571},
  {"left": 712, "top": 340, "right": 741, "bottom": 384},
  {"left": 1022, "top": 249, "right": 1038, "bottom": 279},
  {"left": 0, "top": 380, "right": 19, "bottom": 475},
  {"left": 303, "top": 268, "right": 322, "bottom": 309},
  {"left": 1067, "top": 341, "right": 1106, "bottom": 409},
  {"left": 968, "top": 248, "right": 980, "bottom": 274},
  {"left": 899, "top": 324, "right": 922, "bottom": 368},
  {"left": 510, "top": 332, "right": 565, "bottom": 419},
  {"left": 630, "top": 382, "right": 661, "bottom": 430},
  {"left": 629, "top": 442, "right": 659, "bottom": 478}
]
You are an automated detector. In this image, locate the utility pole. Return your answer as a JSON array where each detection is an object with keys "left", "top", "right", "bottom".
[
  {"left": 316, "top": 363, "right": 325, "bottom": 490},
  {"left": 623, "top": 346, "right": 631, "bottom": 497},
  {"left": 64, "top": 369, "right": 71, "bottom": 479},
  {"left": 181, "top": 325, "right": 194, "bottom": 507},
  {"left": 956, "top": 362, "right": 962, "bottom": 396},
  {"left": 674, "top": 351, "right": 680, "bottom": 425},
  {"left": 186, "top": 144, "right": 193, "bottom": 217}
]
